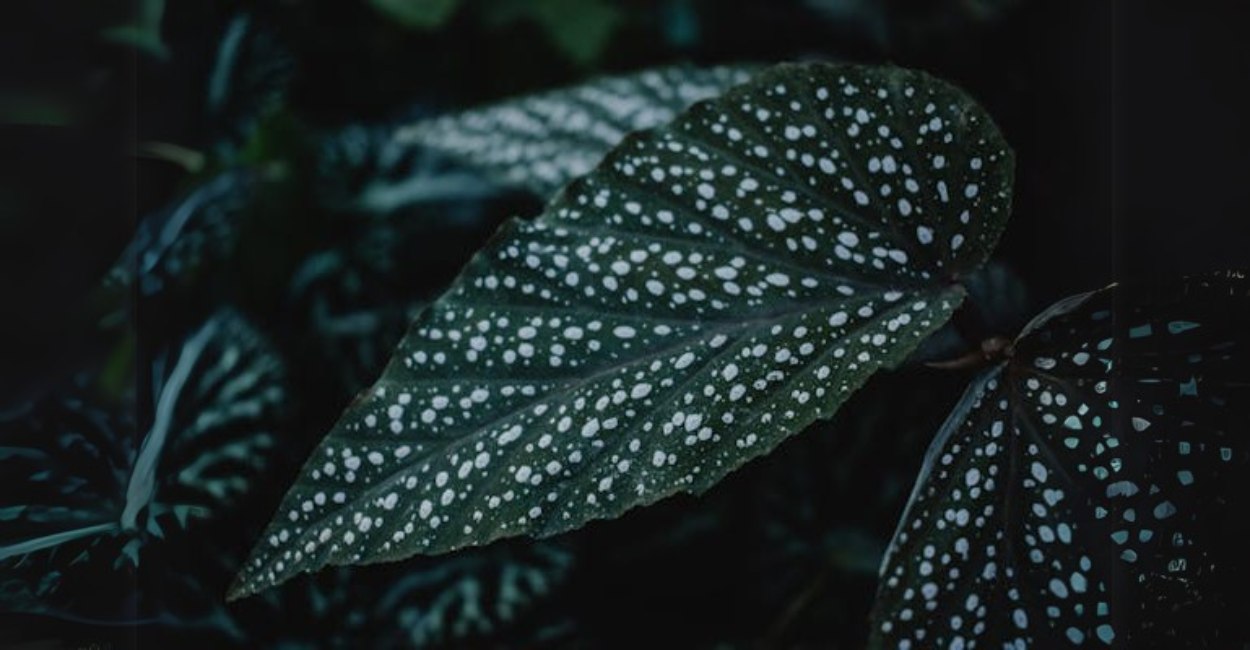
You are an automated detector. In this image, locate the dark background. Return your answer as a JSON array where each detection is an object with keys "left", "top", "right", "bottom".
[{"left": 0, "top": 0, "right": 1247, "bottom": 648}]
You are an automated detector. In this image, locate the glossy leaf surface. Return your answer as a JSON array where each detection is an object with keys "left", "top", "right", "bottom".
[{"left": 232, "top": 62, "right": 1013, "bottom": 599}]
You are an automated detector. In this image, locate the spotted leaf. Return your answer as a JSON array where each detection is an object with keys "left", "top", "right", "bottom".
[
  {"left": 230, "top": 61, "right": 1014, "bottom": 599},
  {"left": 394, "top": 64, "right": 760, "bottom": 197},
  {"left": 0, "top": 309, "right": 286, "bottom": 620},
  {"left": 870, "top": 271, "right": 1250, "bottom": 649},
  {"left": 108, "top": 171, "right": 258, "bottom": 297},
  {"left": 315, "top": 122, "right": 500, "bottom": 216}
]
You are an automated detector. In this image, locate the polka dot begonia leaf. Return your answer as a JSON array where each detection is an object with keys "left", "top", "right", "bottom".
[
  {"left": 230, "top": 62, "right": 1014, "bottom": 600},
  {"left": 395, "top": 64, "right": 761, "bottom": 197},
  {"left": 870, "top": 271, "right": 1250, "bottom": 649}
]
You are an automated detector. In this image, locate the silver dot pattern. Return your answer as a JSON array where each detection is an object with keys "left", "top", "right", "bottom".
[
  {"left": 231, "top": 62, "right": 1014, "bottom": 599},
  {"left": 871, "top": 271, "right": 1250, "bottom": 648},
  {"left": 398, "top": 64, "right": 760, "bottom": 197}
]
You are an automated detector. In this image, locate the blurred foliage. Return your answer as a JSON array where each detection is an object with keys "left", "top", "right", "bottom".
[
  {"left": 371, "top": 0, "right": 463, "bottom": 31},
  {"left": 101, "top": 0, "right": 169, "bottom": 59},
  {"left": 482, "top": 0, "right": 625, "bottom": 66}
]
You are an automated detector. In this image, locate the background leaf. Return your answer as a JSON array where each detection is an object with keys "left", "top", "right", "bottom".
[
  {"left": 870, "top": 271, "right": 1250, "bottom": 648},
  {"left": 314, "top": 122, "right": 500, "bottom": 216},
  {"left": 204, "top": 12, "right": 295, "bottom": 156},
  {"left": 231, "top": 61, "right": 1014, "bottom": 599},
  {"left": 215, "top": 539, "right": 574, "bottom": 649},
  {"left": 100, "top": 0, "right": 168, "bottom": 59},
  {"left": 107, "top": 171, "right": 262, "bottom": 299},
  {"left": 506, "top": 0, "right": 625, "bottom": 66},
  {"left": 395, "top": 64, "right": 759, "bottom": 197},
  {"left": 371, "top": 0, "right": 462, "bottom": 31},
  {"left": 0, "top": 309, "right": 286, "bottom": 622},
  {"left": 288, "top": 241, "right": 427, "bottom": 398}
]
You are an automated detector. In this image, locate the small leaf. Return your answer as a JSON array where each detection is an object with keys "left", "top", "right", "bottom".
[
  {"left": 100, "top": 0, "right": 169, "bottom": 59},
  {"left": 520, "top": 0, "right": 625, "bottom": 66},
  {"left": 205, "top": 13, "right": 295, "bottom": 153},
  {"left": 107, "top": 171, "right": 259, "bottom": 298},
  {"left": 316, "top": 122, "right": 499, "bottom": 215},
  {"left": 231, "top": 61, "right": 1014, "bottom": 599},
  {"left": 373, "top": 541, "right": 574, "bottom": 647},
  {"left": 0, "top": 310, "right": 286, "bottom": 620},
  {"left": 125, "top": 309, "right": 287, "bottom": 525},
  {"left": 395, "top": 64, "right": 760, "bottom": 197},
  {"left": 870, "top": 271, "right": 1250, "bottom": 648},
  {"left": 371, "top": 0, "right": 462, "bottom": 30}
]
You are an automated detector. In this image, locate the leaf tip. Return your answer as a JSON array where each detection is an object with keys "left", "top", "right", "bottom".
[
  {"left": 225, "top": 547, "right": 289, "bottom": 603},
  {"left": 224, "top": 568, "right": 261, "bottom": 603}
]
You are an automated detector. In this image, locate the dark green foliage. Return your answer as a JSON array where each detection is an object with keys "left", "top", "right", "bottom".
[
  {"left": 108, "top": 172, "right": 261, "bottom": 299},
  {"left": 0, "top": 310, "right": 285, "bottom": 622},
  {"left": 870, "top": 271, "right": 1250, "bottom": 648},
  {"left": 3, "top": 2, "right": 1247, "bottom": 648},
  {"left": 204, "top": 12, "right": 295, "bottom": 155},
  {"left": 232, "top": 61, "right": 1014, "bottom": 599},
  {"left": 314, "top": 123, "right": 500, "bottom": 216},
  {"left": 395, "top": 64, "right": 759, "bottom": 197},
  {"left": 216, "top": 540, "right": 575, "bottom": 648}
]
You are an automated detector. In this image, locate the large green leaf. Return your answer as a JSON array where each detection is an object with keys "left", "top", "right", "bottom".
[
  {"left": 869, "top": 271, "right": 1250, "bottom": 648},
  {"left": 230, "top": 61, "right": 1014, "bottom": 599},
  {"left": 395, "top": 64, "right": 759, "bottom": 197}
]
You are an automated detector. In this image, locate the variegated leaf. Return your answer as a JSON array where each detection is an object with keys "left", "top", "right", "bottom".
[
  {"left": 206, "top": 12, "right": 293, "bottom": 152},
  {"left": 232, "top": 61, "right": 1014, "bottom": 599},
  {"left": 108, "top": 172, "right": 257, "bottom": 297},
  {"left": 395, "top": 64, "right": 760, "bottom": 197},
  {"left": 871, "top": 271, "right": 1250, "bottom": 649},
  {"left": 0, "top": 309, "right": 286, "bottom": 619},
  {"left": 290, "top": 248, "right": 427, "bottom": 397},
  {"left": 315, "top": 122, "right": 499, "bottom": 216},
  {"left": 222, "top": 540, "right": 573, "bottom": 648}
]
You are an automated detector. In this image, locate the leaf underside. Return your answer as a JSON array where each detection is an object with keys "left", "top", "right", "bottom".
[
  {"left": 231, "top": 61, "right": 1014, "bottom": 600},
  {"left": 395, "top": 64, "right": 761, "bottom": 197},
  {"left": 870, "top": 271, "right": 1250, "bottom": 649}
]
